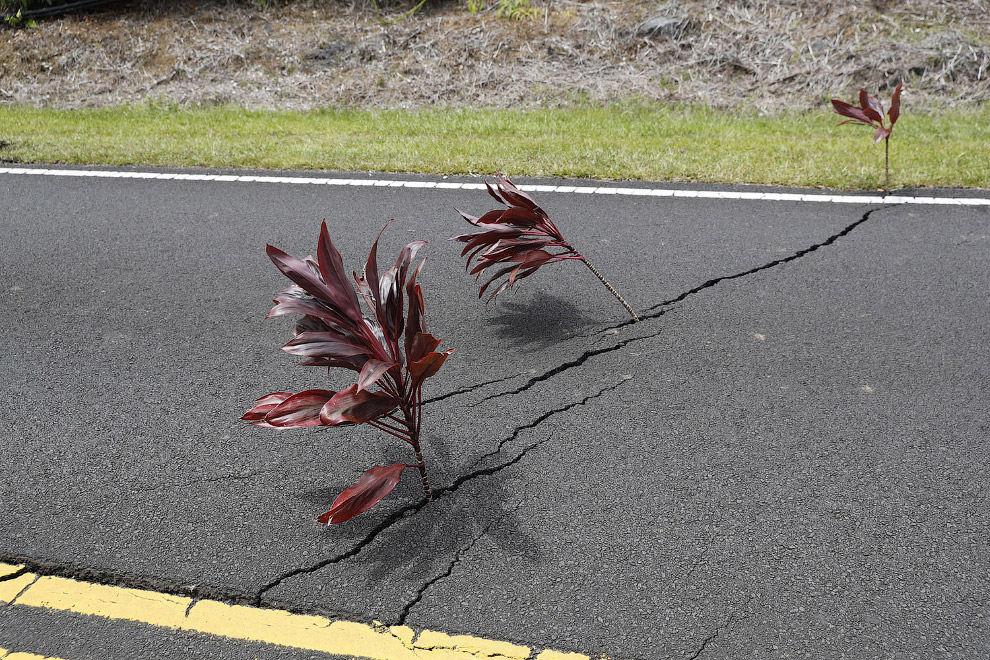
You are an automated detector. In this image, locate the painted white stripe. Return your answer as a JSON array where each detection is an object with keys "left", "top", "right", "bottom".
[{"left": 1, "top": 167, "right": 987, "bottom": 206}]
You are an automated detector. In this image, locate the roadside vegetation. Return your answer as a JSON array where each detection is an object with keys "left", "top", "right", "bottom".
[{"left": 1, "top": 103, "right": 987, "bottom": 189}]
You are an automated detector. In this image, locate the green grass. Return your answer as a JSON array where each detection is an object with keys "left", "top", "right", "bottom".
[{"left": 1, "top": 103, "right": 988, "bottom": 189}]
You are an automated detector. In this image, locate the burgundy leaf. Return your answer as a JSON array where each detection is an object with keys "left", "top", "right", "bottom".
[
  {"left": 831, "top": 100, "right": 875, "bottom": 126},
  {"left": 264, "top": 389, "right": 338, "bottom": 427},
  {"left": 316, "top": 222, "right": 363, "bottom": 324},
  {"left": 319, "top": 385, "right": 400, "bottom": 425},
  {"left": 266, "top": 245, "right": 338, "bottom": 306},
  {"left": 861, "top": 89, "right": 885, "bottom": 120},
  {"left": 242, "top": 392, "right": 293, "bottom": 427},
  {"left": 404, "top": 259, "right": 427, "bottom": 357},
  {"left": 357, "top": 359, "right": 397, "bottom": 391},
  {"left": 282, "top": 331, "right": 371, "bottom": 358},
  {"left": 888, "top": 83, "right": 902, "bottom": 127},
  {"left": 873, "top": 125, "right": 891, "bottom": 144},
  {"left": 494, "top": 174, "right": 541, "bottom": 213},
  {"left": 317, "top": 463, "right": 409, "bottom": 524},
  {"left": 407, "top": 331, "right": 442, "bottom": 364},
  {"left": 408, "top": 349, "right": 454, "bottom": 387},
  {"left": 363, "top": 227, "right": 387, "bottom": 339}
]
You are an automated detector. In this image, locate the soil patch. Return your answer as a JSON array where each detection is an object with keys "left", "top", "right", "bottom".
[{"left": 1, "top": 0, "right": 988, "bottom": 110}]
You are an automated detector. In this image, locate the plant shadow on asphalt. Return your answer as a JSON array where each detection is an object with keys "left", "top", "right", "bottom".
[
  {"left": 486, "top": 292, "right": 598, "bottom": 351},
  {"left": 296, "top": 467, "right": 543, "bottom": 621}
]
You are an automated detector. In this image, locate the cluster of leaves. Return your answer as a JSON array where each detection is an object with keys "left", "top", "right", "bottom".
[
  {"left": 453, "top": 174, "right": 640, "bottom": 321},
  {"left": 831, "top": 84, "right": 903, "bottom": 192},
  {"left": 453, "top": 174, "right": 581, "bottom": 302},
  {"left": 243, "top": 221, "right": 451, "bottom": 524},
  {"left": 831, "top": 85, "right": 902, "bottom": 145}
]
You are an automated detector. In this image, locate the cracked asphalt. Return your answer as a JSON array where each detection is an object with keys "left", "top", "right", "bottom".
[{"left": 1, "top": 169, "right": 988, "bottom": 659}]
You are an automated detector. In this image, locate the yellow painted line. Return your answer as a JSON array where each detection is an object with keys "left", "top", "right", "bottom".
[
  {"left": 0, "top": 648, "right": 69, "bottom": 660},
  {"left": 0, "top": 563, "right": 600, "bottom": 660}
]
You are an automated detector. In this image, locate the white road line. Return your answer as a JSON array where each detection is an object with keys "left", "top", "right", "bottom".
[{"left": 1, "top": 167, "right": 987, "bottom": 206}]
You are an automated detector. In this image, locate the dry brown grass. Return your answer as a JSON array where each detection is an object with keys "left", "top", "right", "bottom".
[{"left": 1, "top": 0, "right": 988, "bottom": 110}]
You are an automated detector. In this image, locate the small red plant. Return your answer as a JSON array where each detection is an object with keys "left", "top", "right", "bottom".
[
  {"left": 243, "top": 221, "right": 452, "bottom": 524},
  {"left": 452, "top": 174, "right": 639, "bottom": 321},
  {"left": 831, "top": 84, "right": 903, "bottom": 193}
]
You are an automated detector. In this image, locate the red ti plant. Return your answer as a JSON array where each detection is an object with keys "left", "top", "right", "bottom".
[
  {"left": 831, "top": 84, "right": 903, "bottom": 194},
  {"left": 243, "top": 221, "right": 453, "bottom": 524},
  {"left": 452, "top": 174, "right": 639, "bottom": 322}
]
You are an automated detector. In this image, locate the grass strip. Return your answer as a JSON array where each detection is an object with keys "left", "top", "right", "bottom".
[{"left": 1, "top": 103, "right": 987, "bottom": 189}]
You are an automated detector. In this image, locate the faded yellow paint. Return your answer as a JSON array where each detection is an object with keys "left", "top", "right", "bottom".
[
  {"left": 16, "top": 576, "right": 191, "bottom": 629},
  {"left": 536, "top": 651, "right": 596, "bottom": 660},
  {"left": 0, "top": 563, "right": 24, "bottom": 579},
  {"left": 184, "top": 600, "right": 417, "bottom": 659},
  {"left": 1, "top": 564, "right": 595, "bottom": 660},
  {"left": 413, "top": 630, "right": 532, "bottom": 659},
  {"left": 0, "top": 568, "right": 36, "bottom": 605},
  {"left": 0, "top": 648, "right": 68, "bottom": 660}
]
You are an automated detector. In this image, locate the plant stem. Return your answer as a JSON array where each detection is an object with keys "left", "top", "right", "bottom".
[
  {"left": 412, "top": 443, "right": 432, "bottom": 501},
  {"left": 885, "top": 136, "right": 890, "bottom": 195},
  {"left": 580, "top": 257, "right": 640, "bottom": 322},
  {"left": 411, "top": 388, "right": 432, "bottom": 501}
]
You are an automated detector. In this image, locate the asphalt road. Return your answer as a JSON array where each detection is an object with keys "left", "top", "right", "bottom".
[{"left": 1, "top": 168, "right": 988, "bottom": 659}]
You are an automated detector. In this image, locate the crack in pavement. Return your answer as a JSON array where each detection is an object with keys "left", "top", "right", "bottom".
[
  {"left": 0, "top": 555, "right": 257, "bottom": 608},
  {"left": 0, "top": 566, "right": 29, "bottom": 583},
  {"left": 467, "top": 376, "right": 631, "bottom": 471},
  {"left": 639, "top": 207, "right": 882, "bottom": 318},
  {"left": 423, "top": 371, "right": 526, "bottom": 405},
  {"left": 6, "top": 574, "right": 40, "bottom": 606},
  {"left": 686, "top": 596, "right": 754, "bottom": 660},
  {"left": 255, "top": 377, "right": 631, "bottom": 607},
  {"left": 394, "top": 523, "right": 494, "bottom": 627},
  {"left": 468, "top": 207, "right": 882, "bottom": 408}
]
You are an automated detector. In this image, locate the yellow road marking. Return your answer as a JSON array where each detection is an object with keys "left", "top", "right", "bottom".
[
  {"left": 0, "top": 648, "right": 68, "bottom": 660},
  {"left": 0, "top": 563, "right": 599, "bottom": 660}
]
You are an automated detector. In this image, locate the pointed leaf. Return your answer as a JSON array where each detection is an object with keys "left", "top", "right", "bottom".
[
  {"left": 860, "top": 89, "right": 885, "bottom": 120},
  {"left": 404, "top": 259, "right": 427, "bottom": 359},
  {"left": 495, "top": 174, "right": 541, "bottom": 213},
  {"left": 394, "top": 240, "right": 427, "bottom": 287},
  {"left": 282, "top": 331, "right": 371, "bottom": 359},
  {"left": 316, "top": 222, "right": 363, "bottom": 323},
  {"left": 242, "top": 392, "right": 293, "bottom": 427},
  {"left": 266, "top": 245, "right": 338, "bottom": 305},
  {"left": 831, "top": 100, "right": 874, "bottom": 125},
  {"left": 485, "top": 179, "right": 505, "bottom": 205},
  {"left": 357, "top": 359, "right": 397, "bottom": 391},
  {"left": 408, "top": 349, "right": 453, "bottom": 386},
  {"left": 264, "top": 389, "right": 337, "bottom": 427},
  {"left": 317, "top": 463, "right": 409, "bottom": 524},
  {"left": 407, "top": 332, "right": 442, "bottom": 364},
  {"left": 888, "top": 83, "right": 902, "bottom": 127},
  {"left": 319, "top": 385, "right": 400, "bottom": 425}
]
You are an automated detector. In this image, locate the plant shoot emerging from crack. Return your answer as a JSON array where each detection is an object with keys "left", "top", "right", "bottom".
[
  {"left": 831, "top": 84, "right": 902, "bottom": 194},
  {"left": 452, "top": 173, "right": 639, "bottom": 321},
  {"left": 243, "top": 221, "right": 452, "bottom": 524}
]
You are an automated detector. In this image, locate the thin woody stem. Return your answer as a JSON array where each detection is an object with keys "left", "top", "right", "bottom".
[
  {"left": 411, "top": 387, "right": 432, "bottom": 501},
  {"left": 580, "top": 257, "right": 640, "bottom": 322},
  {"left": 885, "top": 136, "right": 890, "bottom": 195}
]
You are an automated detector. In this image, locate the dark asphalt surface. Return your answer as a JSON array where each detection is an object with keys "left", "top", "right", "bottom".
[{"left": 1, "top": 168, "right": 988, "bottom": 659}]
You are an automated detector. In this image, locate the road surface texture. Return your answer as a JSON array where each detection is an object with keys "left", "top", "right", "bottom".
[{"left": 1, "top": 168, "right": 988, "bottom": 659}]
